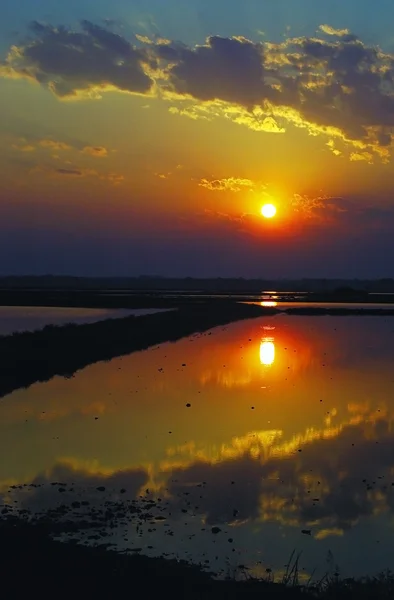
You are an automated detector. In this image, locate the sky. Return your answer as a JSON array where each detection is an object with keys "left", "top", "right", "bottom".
[{"left": 1, "top": 0, "right": 394, "bottom": 278}]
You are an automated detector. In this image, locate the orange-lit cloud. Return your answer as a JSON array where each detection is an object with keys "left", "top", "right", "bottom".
[
  {"left": 11, "top": 137, "right": 110, "bottom": 158},
  {"left": 199, "top": 177, "right": 255, "bottom": 192},
  {"left": 12, "top": 143, "right": 36, "bottom": 152},
  {"left": 319, "top": 24, "right": 351, "bottom": 37},
  {"left": 2, "top": 21, "right": 394, "bottom": 162},
  {"left": 39, "top": 139, "right": 72, "bottom": 151},
  {"left": 154, "top": 34, "right": 394, "bottom": 159},
  {"left": 81, "top": 145, "right": 108, "bottom": 157},
  {"left": 350, "top": 151, "right": 373, "bottom": 163},
  {"left": 8, "top": 410, "right": 394, "bottom": 536}
]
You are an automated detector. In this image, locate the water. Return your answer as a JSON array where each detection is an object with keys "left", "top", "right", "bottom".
[
  {"left": 0, "top": 306, "right": 172, "bottom": 336},
  {"left": 248, "top": 301, "right": 394, "bottom": 309},
  {"left": 2, "top": 315, "right": 394, "bottom": 579}
]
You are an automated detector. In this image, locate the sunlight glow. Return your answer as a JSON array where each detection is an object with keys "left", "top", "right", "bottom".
[
  {"left": 260, "top": 339, "right": 275, "bottom": 366},
  {"left": 261, "top": 301, "right": 278, "bottom": 307},
  {"left": 261, "top": 204, "right": 277, "bottom": 218}
]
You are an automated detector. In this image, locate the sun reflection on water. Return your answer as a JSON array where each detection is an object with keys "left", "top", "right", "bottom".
[{"left": 260, "top": 338, "right": 275, "bottom": 366}]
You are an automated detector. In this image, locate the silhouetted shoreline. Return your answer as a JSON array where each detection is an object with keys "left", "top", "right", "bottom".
[{"left": 1, "top": 518, "right": 393, "bottom": 599}]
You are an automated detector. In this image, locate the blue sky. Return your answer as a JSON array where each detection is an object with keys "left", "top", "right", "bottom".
[{"left": 3, "top": 0, "right": 393, "bottom": 48}]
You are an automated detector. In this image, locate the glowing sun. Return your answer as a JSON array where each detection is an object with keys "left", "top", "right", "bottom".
[{"left": 261, "top": 204, "right": 277, "bottom": 218}]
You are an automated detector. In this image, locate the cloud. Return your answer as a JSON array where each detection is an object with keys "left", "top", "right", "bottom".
[
  {"left": 3, "top": 21, "right": 394, "bottom": 159},
  {"left": 11, "top": 136, "right": 109, "bottom": 158},
  {"left": 169, "top": 101, "right": 285, "bottom": 132},
  {"left": 166, "top": 456, "right": 264, "bottom": 525},
  {"left": 4, "top": 405, "right": 394, "bottom": 543},
  {"left": 12, "top": 143, "right": 35, "bottom": 152},
  {"left": 56, "top": 168, "right": 83, "bottom": 176},
  {"left": 39, "top": 139, "right": 72, "bottom": 151},
  {"left": 135, "top": 34, "right": 171, "bottom": 46},
  {"left": 169, "top": 105, "right": 212, "bottom": 121},
  {"left": 7, "top": 458, "right": 149, "bottom": 513},
  {"left": 156, "top": 33, "right": 394, "bottom": 158},
  {"left": 157, "top": 33, "right": 394, "bottom": 159},
  {"left": 106, "top": 173, "right": 124, "bottom": 185},
  {"left": 54, "top": 166, "right": 124, "bottom": 184},
  {"left": 1, "top": 20, "right": 155, "bottom": 99},
  {"left": 81, "top": 145, "right": 108, "bottom": 157},
  {"left": 350, "top": 151, "right": 373, "bottom": 163},
  {"left": 197, "top": 191, "right": 394, "bottom": 246},
  {"left": 161, "top": 410, "right": 394, "bottom": 532},
  {"left": 31, "top": 165, "right": 124, "bottom": 184},
  {"left": 228, "top": 112, "right": 285, "bottom": 133},
  {"left": 319, "top": 24, "right": 351, "bottom": 37},
  {"left": 199, "top": 177, "right": 255, "bottom": 192},
  {"left": 326, "top": 139, "right": 342, "bottom": 156},
  {"left": 157, "top": 35, "right": 266, "bottom": 109}
]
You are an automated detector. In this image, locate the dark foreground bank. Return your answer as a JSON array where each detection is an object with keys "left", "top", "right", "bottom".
[{"left": 1, "top": 519, "right": 393, "bottom": 599}]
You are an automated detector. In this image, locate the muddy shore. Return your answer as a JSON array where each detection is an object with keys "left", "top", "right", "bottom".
[{"left": 1, "top": 518, "right": 393, "bottom": 599}]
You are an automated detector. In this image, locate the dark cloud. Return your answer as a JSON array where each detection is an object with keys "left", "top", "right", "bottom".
[
  {"left": 80, "top": 20, "right": 132, "bottom": 56},
  {"left": 155, "top": 33, "right": 394, "bottom": 155},
  {"left": 166, "top": 456, "right": 263, "bottom": 524},
  {"left": 164, "top": 416, "right": 394, "bottom": 532},
  {"left": 13, "top": 460, "right": 149, "bottom": 512},
  {"left": 3, "top": 20, "right": 155, "bottom": 98},
  {"left": 2, "top": 22, "right": 394, "bottom": 154},
  {"left": 200, "top": 194, "right": 394, "bottom": 246},
  {"left": 299, "top": 196, "right": 394, "bottom": 233},
  {"left": 5, "top": 416, "right": 394, "bottom": 539},
  {"left": 158, "top": 36, "right": 267, "bottom": 109},
  {"left": 49, "top": 166, "right": 122, "bottom": 183}
]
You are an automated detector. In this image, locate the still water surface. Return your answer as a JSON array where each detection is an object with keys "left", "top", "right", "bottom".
[
  {"left": 2, "top": 315, "right": 394, "bottom": 578},
  {"left": 249, "top": 301, "right": 394, "bottom": 309}
]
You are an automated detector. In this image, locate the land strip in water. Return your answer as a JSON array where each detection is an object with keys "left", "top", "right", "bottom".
[{"left": 0, "top": 302, "right": 266, "bottom": 399}]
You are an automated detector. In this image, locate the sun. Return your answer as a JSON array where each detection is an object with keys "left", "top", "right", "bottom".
[{"left": 261, "top": 203, "right": 277, "bottom": 218}]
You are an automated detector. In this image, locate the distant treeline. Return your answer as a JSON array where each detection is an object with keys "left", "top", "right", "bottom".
[{"left": 1, "top": 275, "right": 394, "bottom": 292}]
